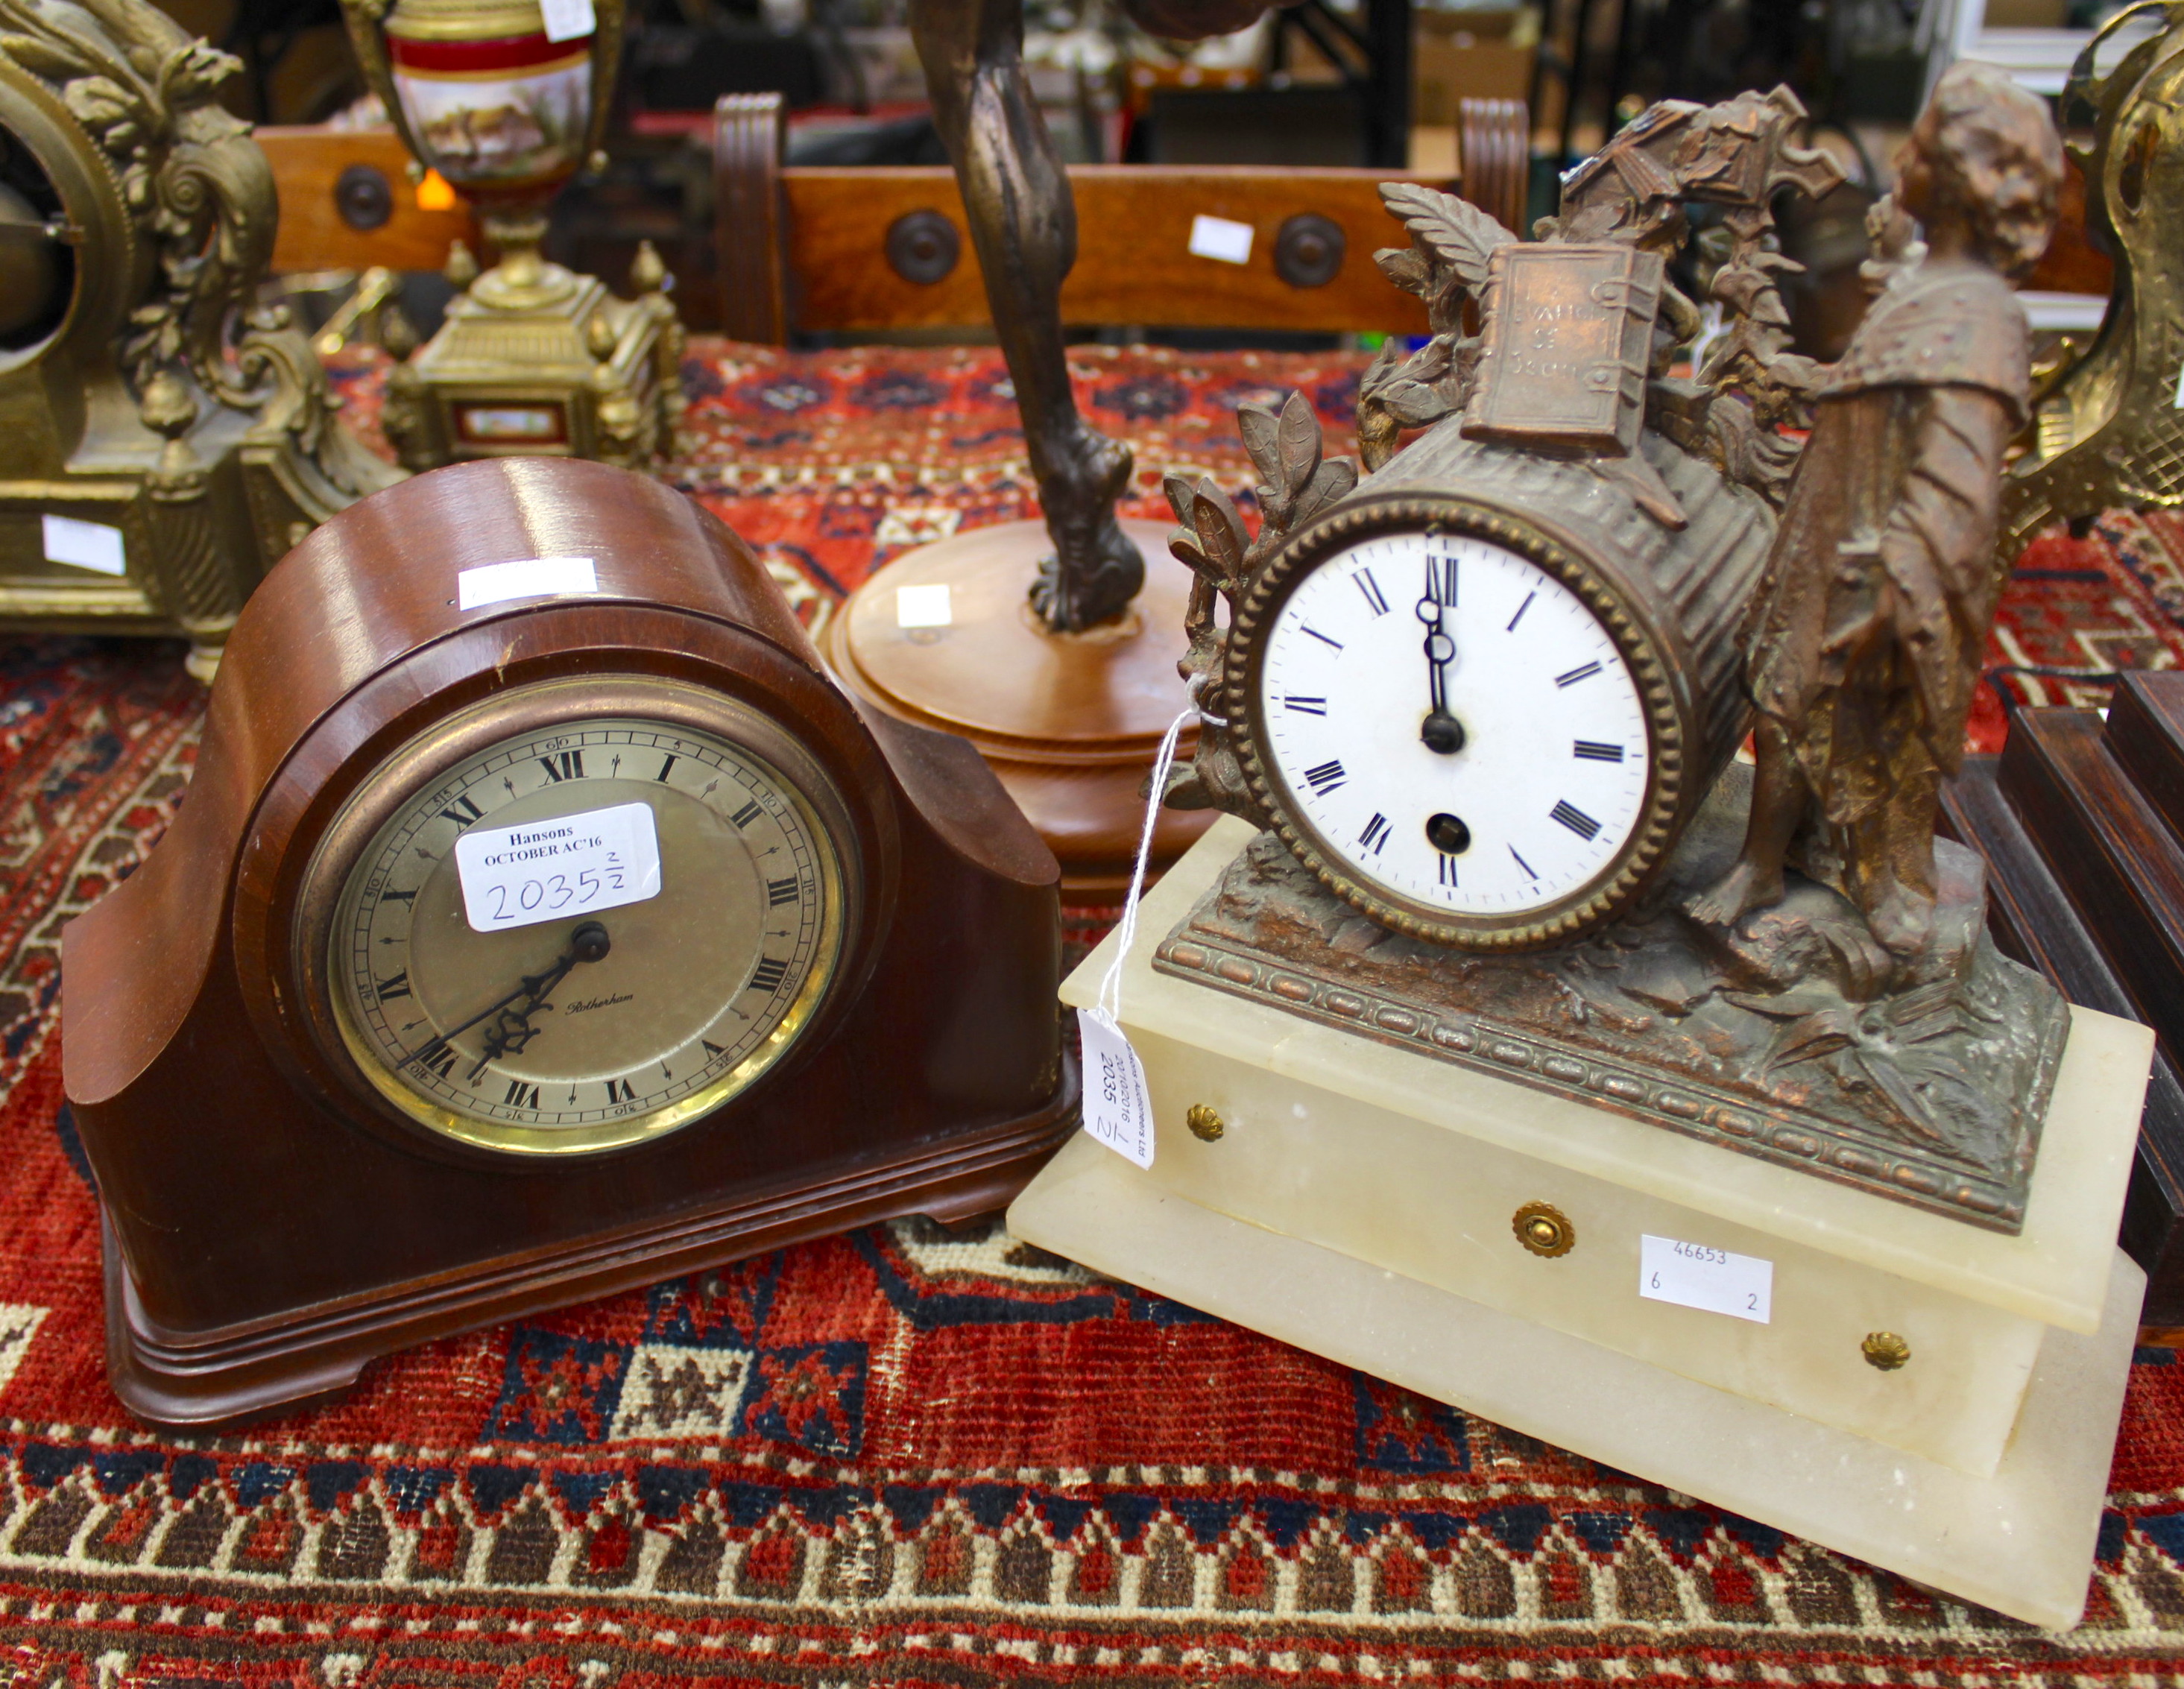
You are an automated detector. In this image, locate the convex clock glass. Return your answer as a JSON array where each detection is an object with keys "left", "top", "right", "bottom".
[
  {"left": 304, "top": 680, "right": 852, "bottom": 1155},
  {"left": 1259, "top": 528, "right": 1652, "bottom": 922}
]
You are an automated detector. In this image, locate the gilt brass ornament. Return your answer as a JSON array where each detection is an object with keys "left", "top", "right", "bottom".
[
  {"left": 1862, "top": 1331, "right": 1911, "bottom": 1371},
  {"left": 1155, "top": 67, "right": 2074, "bottom": 1230},
  {"left": 1512, "top": 1201, "right": 1574, "bottom": 1257},
  {"left": 0, "top": 0, "right": 402, "bottom": 681},
  {"left": 2001, "top": 0, "right": 2184, "bottom": 555},
  {"left": 341, "top": 0, "right": 685, "bottom": 470}
]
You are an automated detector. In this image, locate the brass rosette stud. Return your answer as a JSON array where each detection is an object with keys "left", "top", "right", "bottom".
[
  {"left": 1186, "top": 1104, "right": 1225, "bottom": 1142},
  {"left": 1862, "top": 1332, "right": 1911, "bottom": 1371},
  {"left": 1512, "top": 1201, "right": 1574, "bottom": 1257}
]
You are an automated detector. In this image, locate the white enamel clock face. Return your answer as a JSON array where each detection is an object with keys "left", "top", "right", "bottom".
[
  {"left": 1258, "top": 529, "right": 1651, "bottom": 920},
  {"left": 324, "top": 707, "right": 846, "bottom": 1155}
]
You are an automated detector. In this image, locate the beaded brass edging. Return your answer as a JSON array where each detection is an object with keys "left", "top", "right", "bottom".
[
  {"left": 1222, "top": 493, "right": 1689, "bottom": 953},
  {"left": 1152, "top": 934, "right": 2022, "bottom": 1233}
]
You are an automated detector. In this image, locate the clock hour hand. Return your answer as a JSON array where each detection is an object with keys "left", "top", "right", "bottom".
[
  {"left": 1416, "top": 577, "right": 1465, "bottom": 755},
  {"left": 394, "top": 921, "right": 612, "bottom": 1079}
]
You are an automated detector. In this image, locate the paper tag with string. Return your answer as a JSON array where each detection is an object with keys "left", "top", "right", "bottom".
[{"left": 1078, "top": 694, "right": 1205, "bottom": 1169}]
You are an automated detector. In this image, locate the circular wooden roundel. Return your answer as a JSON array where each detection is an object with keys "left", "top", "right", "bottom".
[
  {"left": 1224, "top": 452, "right": 1771, "bottom": 951},
  {"left": 221, "top": 458, "right": 900, "bottom": 1162}
]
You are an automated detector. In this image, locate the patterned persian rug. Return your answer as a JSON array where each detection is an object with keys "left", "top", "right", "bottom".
[{"left": 1, "top": 344, "right": 2183, "bottom": 1681}]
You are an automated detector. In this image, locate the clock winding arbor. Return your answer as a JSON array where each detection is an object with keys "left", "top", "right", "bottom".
[{"left": 61, "top": 458, "right": 1075, "bottom": 1430}]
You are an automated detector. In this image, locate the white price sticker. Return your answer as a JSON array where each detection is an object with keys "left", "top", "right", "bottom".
[
  {"left": 1640, "top": 1234, "right": 1773, "bottom": 1324},
  {"left": 540, "top": 0, "right": 598, "bottom": 40},
  {"left": 1187, "top": 214, "right": 1254, "bottom": 265},
  {"left": 42, "top": 514, "right": 126, "bottom": 576},
  {"left": 1079, "top": 1007, "right": 1155, "bottom": 1169},
  {"left": 895, "top": 583, "right": 953, "bottom": 628},
  {"left": 458, "top": 555, "right": 598, "bottom": 610},
  {"left": 454, "top": 801, "right": 661, "bottom": 933}
]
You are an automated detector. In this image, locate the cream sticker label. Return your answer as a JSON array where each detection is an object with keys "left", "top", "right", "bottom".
[
  {"left": 1640, "top": 1233, "right": 1773, "bottom": 1324},
  {"left": 454, "top": 800, "right": 661, "bottom": 932},
  {"left": 540, "top": 0, "right": 598, "bottom": 42},
  {"left": 1188, "top": 214, "right": 1254, "bottom": 265},
  {"left": 458, "top": 555, "right": 599, "bottom": 610},
  {"left": 1079, "top": 1007, "right": 1155, "bottom": 1169},
  {"left": 42, "top": 514, "right": 126, "bottom": 576}
]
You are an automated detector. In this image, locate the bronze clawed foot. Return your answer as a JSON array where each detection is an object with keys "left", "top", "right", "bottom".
[
  {"left": 1683, "top": 858, "right": 1784, "bottom": 929},
  {"left": 1028, "top": 429, "right": 1145, "bottom": 632},
  {"left": 1029, "top": 520, "right": 1146, "bottom": 631}
]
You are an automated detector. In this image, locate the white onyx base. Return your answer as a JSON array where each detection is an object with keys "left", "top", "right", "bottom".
[
  {"left": 1010, "top": 1131, "right": 2142, "bottom": 1630},
  {"left": 1016, "top": 817, "right": 2156, "bottom": 1629}
]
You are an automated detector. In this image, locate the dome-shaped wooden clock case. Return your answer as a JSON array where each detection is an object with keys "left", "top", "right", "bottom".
[{"left": 62, "top": 458, "right": 1076, "bottom": 1430}]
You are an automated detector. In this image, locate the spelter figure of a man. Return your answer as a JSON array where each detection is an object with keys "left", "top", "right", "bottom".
[{"left": 1688, "top": 60, "right": 2062, "bottom": 957}]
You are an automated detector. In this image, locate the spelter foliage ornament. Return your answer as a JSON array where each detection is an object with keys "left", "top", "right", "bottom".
[
  {"left": 0, "top": 0, "right": 400, "bottom": 681},
  {"left": 1154, "top": 68, "right": 2073, "bottom": 1229}
]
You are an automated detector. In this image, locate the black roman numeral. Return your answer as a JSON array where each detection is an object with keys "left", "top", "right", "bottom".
[
  {"left": 1551, "top": 800, "right": 1603, "bottom": 842},
  {"left": 655, "top": 754, "right": 678, "bottom": 782},
  {"left": 1509, "top": 845, "right": 1538, "bottom": 880},
  {"left": 701, "top": 1039, "right": 725, "bottom": 1057},
  {"left": 1354, "top": 569, "right": 1389, "bottom": 616},
  {"left": 1303, "top": 625, "right": 1343, "bottom": 651},
  {"left": 767, "top": 876, "right": 800, "bottom": 907},
  {"left": 377, "top": 887, "right": 417, "bottom": 905},
  {"left": 605, "top": 1077, "right": 637, "bottom": 1104},
  {"left": 1573, "top": 740, "right": 1625, "bottom": 763},
  {"left": 748, "top": 956, "right": 789, "bottom": 994},
  {"left": 440, "top": 795, "right": 484, "bottom": 828},
  {"left": 1284, "top": 695, "right": 1328, "bottom": 716},
  {"left": 375, "top": 970, "right": 411, "bottom": 1003},
  {"left": 503, "top": 1078, "right": 541, "bottom": 1109},
  {"left": 1358, "top": 813, "right": 1390, "bottom": 854},
  {"left": 1506, "top": 591, "right": 1536, "bottom": 632},
  {"left": 1302, "top": 760, "right": 1346, "bottom": 796},
  {"left": 1438, "top": 855, "right": 1459, "bottom": 887},
  {"left": 537, "top": 750, "right": 584, "bottom": 782},
  {"left": 412, "top": 1036, "right": 458, "bottom": 1079},
  {"left": 1555, "top": 661, "right": 1602, "bottom": 689},
  {"left": 730, "top": 799, "right": 763, "bottom": 829},
  {"left": 1427, "top": 554, "right": 1458, "bottom": 607}
]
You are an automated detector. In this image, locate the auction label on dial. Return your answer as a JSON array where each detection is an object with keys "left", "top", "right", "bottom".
[
  {"left": 1639, "top": 1234, "right": 1773, "bottom": 1324},
  {"left": 454, "top": 801, "right": 662, "bottom": 933},
  {"left": 1079, "top": 1008, "right": 1155, "bottom": 1169}
]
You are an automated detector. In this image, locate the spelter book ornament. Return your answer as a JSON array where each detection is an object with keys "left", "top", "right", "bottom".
[
  {"left": 1154, "top": 64, "right": 2069, "bottom": 1229},
  {"left": 60, "top": 458, "right": 1076, "bottom": 1430}
]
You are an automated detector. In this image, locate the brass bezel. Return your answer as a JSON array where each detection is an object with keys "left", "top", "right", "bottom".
[
  {"left": 293, "top": 675, "right": 855, "bottom": 1158},
  {"left": 1226, "top": 493, "right": 1688, "bottom": 951}
]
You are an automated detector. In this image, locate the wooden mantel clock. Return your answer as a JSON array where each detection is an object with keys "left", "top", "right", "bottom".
[{"left": 62, "top": 458, "right": 1076, "bottom": 1430}]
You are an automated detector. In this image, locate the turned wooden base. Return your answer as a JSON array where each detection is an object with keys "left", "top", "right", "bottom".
[
  {"left": 819, "top": 519, "right": 1214, "bottom": 897},
  {"left": 100, "top": 1061, "right": 1079, "bottom": 1432}
]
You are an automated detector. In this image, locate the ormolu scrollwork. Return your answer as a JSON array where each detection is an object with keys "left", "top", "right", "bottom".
[{"left": 0, "top": 0, "right": 402, "bottom": 678}]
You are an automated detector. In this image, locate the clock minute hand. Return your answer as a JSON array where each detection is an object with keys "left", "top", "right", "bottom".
[
  {"left": 394, "top": 921, "right": 612, "bottom": 1078},
  {"left": 1416, "top": 581, "right": 1465, "bottom": 755}
]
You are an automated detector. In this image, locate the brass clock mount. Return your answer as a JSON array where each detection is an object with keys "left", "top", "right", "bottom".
[{"left": 0, "top": 0, "right": 403, "bottom": 681}]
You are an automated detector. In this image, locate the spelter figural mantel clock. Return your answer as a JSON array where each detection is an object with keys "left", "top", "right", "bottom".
[
  {"left": 62, "top": 458, "right": 1075, "bottom": 1430},
  {"left": 1156, "top": 67, "right": 2073, "bottom": 1230}
]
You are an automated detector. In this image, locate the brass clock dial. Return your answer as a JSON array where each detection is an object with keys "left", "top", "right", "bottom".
[{"left": 307, "top": 680, "right": 851, "bottom": 1155}]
